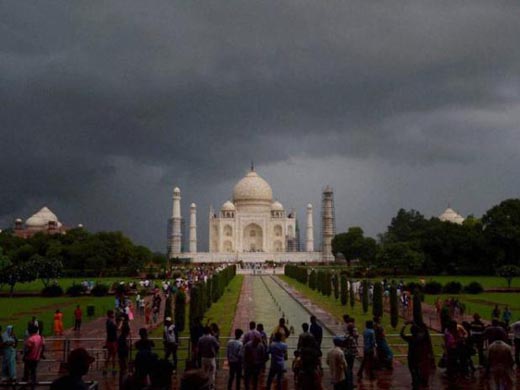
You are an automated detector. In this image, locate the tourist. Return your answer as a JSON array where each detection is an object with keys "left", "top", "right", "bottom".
[
  {"left": 297, "top": 323, "right": 315, "bottom": 351},
  {"left": 53, "top": 309, "right": 63, "bottom": 336},
  {"left": 190, "top": 317, "right": 205, "bottom": 368},
  {"left": 492, "top": 304, "right": 501, "bottom": 321},
  {"left": 326, "top": 337, "right": 348, "bottom": 390},
  {"left": 144, "top": 302, "right": 152, "bottom": 325},
  {"left": 373, "top": 316, "right": 393, "bottom": 370},
  {"left": 180, "top": 369, "right": 211, "bottom": 390},
  {"left": 163, "top": 316, "right": 178, "bottom": 372},
  {"left": 27, "top": 316, "right": 42, "bottom": 335},
  {"left": 469, "top": 313, "right": 486, "bottom": 367},
  {"left": 444, "top": 320, "right": 459, "bottom": 379},
  {"left": 357, "top": 320, "right": 376, "bottom": 381},
  {"left": 511, "top": 318, "right": 520, "bottom": 366},
  {"left": 243, "top": 322, "right": 260, "bottom": 345},
  {"left": 243, "top": 334, "right": 267, "bottom": 390},
  {"left": 104, "top": 310, "right": 118, "bottom": 376},
  {"left": 117, "top": 323, "right": 130, "bottom": 386},
  {"left": 74, "top": 305, "right": 82, "bottom": 331},
  {"left": 50, "top": 348, "right": 95, "bottom": 390},
  {"left": 309, "top": 316, "right": 323, "bottom": 349},
  {"left": 1, "top": 326, "right": 17, "bottom": 381},
  {"left": 292, "top": 351, "right": 302, "bottom": 388},
  {"left": 483, "top": 319, "right": 508, "bottom": 344},
  {"left": 400, "top": 321, "right": 434, "bottom": 389},
  {"left": 344, "top": 324, "right": 358, "bottom": 378},
  {"left": 134, "top": 327, "right": 156, "bottom": 385},
  {"left": 227, "top": 328, "right": 243, "bottom": 390},
  {"left": 271, "top": 318, "right": 290, "bottom": 343},
  {"left": 256, "top": 323, "right": 268, "bottom": 349},
  {"left": 488, "top": 339, "right": 514, "bottom": 390},
  {"left": 197, "top": 326, "right": 220, "bottom": 388},
  {"left": 23, "top": 324, "right": 45, "bottom": 385},
  {"left": 266, "top": 332, "right": 288, "bottom": 390},
  {"left": 502, "top": 305, "right": 512, "bottom": 327}
]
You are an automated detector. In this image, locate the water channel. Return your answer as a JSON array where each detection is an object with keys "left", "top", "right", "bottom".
[{"left": 252, "top": 275, "right": 334, "bottom": 356}]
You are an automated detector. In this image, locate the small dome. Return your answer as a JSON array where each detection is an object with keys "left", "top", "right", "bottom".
[
  {"left": 15, "top": 218, "right": 22, "bottom": 223},
  {"left": 221, "top": 201, "right": 236, "bottom": 211},
  {"left": 190, "top": 203, "right": 196, "bottom": 208},
  {"left": 271, "top": 201, "right": 284, "bottom": 211},
  {"left": 233, "top": 170, "right": 273, "bottom": 203},
  {"left": 307, "top": 203, "right": 313, "bottom": 209},
  {"left": 439, "top": 208, "right": 464, "bottom": 225},
  {"left": 26, "top": 207, "right": 59, "bottom": 228}
]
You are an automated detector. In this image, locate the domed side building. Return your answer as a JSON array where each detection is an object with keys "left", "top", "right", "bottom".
[
  {"left": 168, "top": 167, "right": 331, "bottom": 263},
  {"left": 438, "top": 207, "right": 465, "bottom": 225},
  {"left": 13, "top": 206, "right": 78, "bottom": 238}
]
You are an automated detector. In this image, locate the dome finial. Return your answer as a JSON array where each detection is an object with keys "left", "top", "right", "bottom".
[{"left": 250, "top": 160, "right": 255, "bottom": 172}]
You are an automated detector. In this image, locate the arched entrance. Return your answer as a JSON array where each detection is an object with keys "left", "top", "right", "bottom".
[{"left": 243, "top": 223, "right": 263, "bottom": 252}]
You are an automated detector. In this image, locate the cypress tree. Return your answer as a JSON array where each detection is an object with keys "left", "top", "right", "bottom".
[
  {"left": 362, "top": 280, "right": 369, "bottom": 314},
  {"left": 390, "top": 285, "right": 398, "bottom": 328},
  {"left": 189, "top": 284, "right": 200, "bottom": 327},
  {"left": 413, "top": 293, "right": 424, "bottom": 325},
  {"left": 309, "top": 270, "right": 317, "bottom": 290},
  {"left": 340, "top": 275, "right": 347, "bottom": 306},
  {"left": 325, "top": 272, "right": 332, "bottom": 296},
  {"left": 333, "top": 273, "right": 339, "bottom": 300},
  {"left": 349, "top": 279, "right": 355, "bottom": 308},
  {"left": 372, "top": 281, "right": 383, "bottom": 318},
  {"left": 175, "top": 291, "right": 186, "bottom": 332}
]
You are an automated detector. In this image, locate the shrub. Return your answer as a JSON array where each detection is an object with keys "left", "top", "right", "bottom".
[
  {"left": 442, "top": 281, "right": 463, "bottom": 294},
  {"left": 349, "top": 279, "right": 355, "bottom": 308},
  {"left": 175, "top": 291, "right": 186, "bottom": 332},
  {"left": 91, "top": 283, "right": 109, "bottom": 296},
  {"left": 390, "top": 285, "right": 398, "bottom": 328},
  {"left": 41, "top": 284, "right": 64, "bottom": 297},
  {"left": 340, "top": 275, "right": 347, "bottom": 306},
  {"left": 372, "top": 282, "right": 383, "bottom": 318},
  {"left": 362, "top": 280, "right": 369, "bottom": 314},
  {"left": 463, "top": 281, "right": 483, "bottom": 294},
  {"left": 67, "top": 283, "right": 86, "bottom": 297},
  {"left": 406, "top": 282, "right": 423, "bottom": 293},
  {"left": 423, "top": 281, "right": 443, "bottom": 294}
]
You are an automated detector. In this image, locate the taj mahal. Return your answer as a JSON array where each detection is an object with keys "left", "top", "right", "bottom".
[{"left": 168, "top": 167, "right": 336, "bottom": 263}]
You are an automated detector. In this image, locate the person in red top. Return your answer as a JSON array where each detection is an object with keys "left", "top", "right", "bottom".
[
  {"left": 74, "top": 305, "right": 83, "bottom": 331},
  {"left": 23, "top": 324, "right": 45, "bottom": 384}
]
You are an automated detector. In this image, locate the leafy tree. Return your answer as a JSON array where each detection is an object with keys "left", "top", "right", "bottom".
[
  {"left": 0, "top": 248, "right": 11, "bottom": 270},
  {"left": 340, "top": 275, "right": 347, "bottom": 306},
  {"left": 496, "top": 264, "right": 520, "bottom": 288},
  {"left": 385, "top": 209, "right": 428, "bottom": 244},
  {"left": 372, "top": 282, "right": 383, "bottom": 318},
  {"left": 483, "top": 199, "right": 520, "bottom": 266},
  {"left": 32, "top": 255, "right": 63, "bottom": 287},
  {"left": 308, "top": 270, "right": 317, "bottom": 290},
  {"left": 0, "top": 259, "right": 38, "bottom": 296},
  {"left": 332, "top": 273, "right": 339, "bottom": 300},
  {"left": 376, "top": 242, "right": 424, "bottom": 273},
  {"left": 332, "top": 227, "right": 377, "bottom": 265}
]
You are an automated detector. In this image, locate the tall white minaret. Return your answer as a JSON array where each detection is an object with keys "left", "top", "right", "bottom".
[
  {"left": 321, "top": 185, "right": 336, "bottom": 262},
  {"left": 306, "top": 203, "right": 314, "bottom": 252},
  {"left": 171, "top": 187, "right": 182, "bottom": 256},
  {"left": 189, "top": 203, "right": 197, "bottom": 253}
]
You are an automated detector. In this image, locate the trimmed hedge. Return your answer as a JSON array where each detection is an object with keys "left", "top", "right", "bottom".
[
  {"left": 442, "top": 281, "right": 463, "bottom": 294},
  {"left": 424, "top": 281, "right": 443, "bottom": 294},
  {"left": 463, "top": 281, "right": 483, "bottom": 294},
  {"left": 41, "top": 284, "right": 64, "bottom": 297},
  {"left": 91, "top": 283, "right": 109, "bottom": 296}
]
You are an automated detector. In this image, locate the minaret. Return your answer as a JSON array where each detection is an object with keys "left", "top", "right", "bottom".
[
  {"left": 189, "top": 203, "right": 197, "bottom": 253},
  {"left": 306, "top": 203, "right": 314, "bottom": 252},
  {"left": 171, "top": 187, "right": 182, "bottom": 256},
  {"left": 321, "top": 186, "right": 336, "bottom": 262}
]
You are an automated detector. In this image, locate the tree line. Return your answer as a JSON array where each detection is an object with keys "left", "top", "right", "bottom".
[
  {"left": 0, "top": 228, "right": 167, "bottom": 293},
  {"left": 332, "top": 198, "right": 520, "bottom": 275}
]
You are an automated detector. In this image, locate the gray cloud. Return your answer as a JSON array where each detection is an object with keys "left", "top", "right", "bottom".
[{"left": 1, "top": 0, "right": 519, "bottom": 250}]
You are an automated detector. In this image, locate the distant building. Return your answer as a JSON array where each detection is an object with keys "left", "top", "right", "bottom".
[
  {"left": 13, "top": 206, "right": 80, "bottom": 238},
  {"left": 438, "top": 207, "right": 465, "bottom": 225}
]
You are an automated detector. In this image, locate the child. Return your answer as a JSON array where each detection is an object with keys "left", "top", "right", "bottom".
[{"left": 292, "top": 350, "right": 302, "bottom": 387}]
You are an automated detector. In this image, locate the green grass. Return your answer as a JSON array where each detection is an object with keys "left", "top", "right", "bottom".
[
  {"left": 424, "top": 293, "right": 520, "bottom": 322},
  {"left": 399, "top": 275, "right": 520, "bottom": 289},
  {"left": 0, "top": 295, "right": 114, "bottom": 336},
  {"left": 0, "top": 277, "right": 135, "bottom": 293}
]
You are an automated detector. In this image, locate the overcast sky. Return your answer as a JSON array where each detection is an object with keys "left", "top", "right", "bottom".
[{"left": 1, "top": 1, "right": 519, "bottom": 251}]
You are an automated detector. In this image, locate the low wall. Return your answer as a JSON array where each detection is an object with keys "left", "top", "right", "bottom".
[{"left": 182, "top": 251, "right": 322, "bottom": 263}]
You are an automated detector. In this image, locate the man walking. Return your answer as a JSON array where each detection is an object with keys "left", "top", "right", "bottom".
[
  {"left": 163, "top": 316, "right": 179, "bottom": 372},
  {"left": 197, "top": 326, "right": 220, "bottom": 388},
  {"left": 227, "top": 328, "right": 244, "bottom": 390},
  {"left": 327, "top": 337, "right": 348, "bottom": 390},
  {"left": 309, "top": 316, "right": 323, "bottom": 350},
  {"left": 104, "top": 310, "right": 118, "bottom": 376},
  {"left": 511, "top": 318, "right": 520, "bottom": 366},
  {"left": 266, "top": 332, "right": 288, "bottom": 390},
  {"left": 243, "top": 334, "right": 267, "bottom": 390},
  {"left": 357, "top": 320, "right": 376, "bottom": 381},
  {"left": 73, "top": 305, "right": 82, "bottom": 331}
]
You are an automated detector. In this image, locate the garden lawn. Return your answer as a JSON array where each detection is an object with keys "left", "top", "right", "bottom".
[
  {"left": 424, "top": 293, "right": 520, "bottom": 322},
  {"left": 0, "top": 296, "right": 114, "bottom": 337},
  {"left": 0, "top": 277, "right": 132, "bottom": 294}
]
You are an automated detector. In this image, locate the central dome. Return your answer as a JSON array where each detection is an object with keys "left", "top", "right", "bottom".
[{"left": 233, "top": 170, "right": 273, "bottom": 203}]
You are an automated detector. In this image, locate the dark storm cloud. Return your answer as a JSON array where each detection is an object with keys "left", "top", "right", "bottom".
[{"left": 1, "top": 1, "right": 519, "bottom": 249}]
